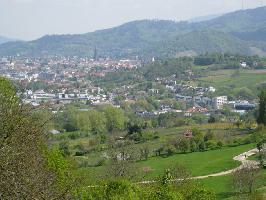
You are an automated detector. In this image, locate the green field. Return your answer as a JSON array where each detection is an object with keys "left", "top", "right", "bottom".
[
  {"left": 199, "top": 70, "right": 266, "bottom": 91},
  {"left": 76, "top": 143, "right": 255, "bottom": 184},
  {"left": 200, "top": 170, "right": 266, "bottom": 199},
  {"left": 138, "top": 143, "right": 255, "bottom": 178}
]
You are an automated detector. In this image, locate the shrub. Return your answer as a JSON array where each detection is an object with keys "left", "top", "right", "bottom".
[{"left": 165, "top": 145, "right": 176, "bottom": 156}]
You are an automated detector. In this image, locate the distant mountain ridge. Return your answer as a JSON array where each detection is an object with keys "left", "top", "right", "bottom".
[
  {"left": 188, "top": 14, "right": 222, "bottom": 23},
  {"left": 1, "top": 6, "right": 266, "bottom": 58},
  {"left": 0, "top": 36, "right": 16, "bottom": 45}
]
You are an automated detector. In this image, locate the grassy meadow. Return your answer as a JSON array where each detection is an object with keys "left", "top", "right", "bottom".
[{"left": 198, "top": 69, "right": 266, "bottom": 92}]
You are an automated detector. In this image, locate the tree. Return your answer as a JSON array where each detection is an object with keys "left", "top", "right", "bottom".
[
  {"left": 105, "top": 180, "right": 141, "bottom": 200},
  {"left": 105, "top": 143, "right": 139, "bottom": 179},
  {"left": 140, "top": 146, "right": 150, "bottom": 160},
  {"left": 59, "top": 141, "right": 71, "bottom": 157},
  {"left": 233, "top": 163, "right": 261, "bottom": 194},
  {"left": 190, "top": 140, "right": 198, "bottom": 152},
  {"left": 204, "top": 130, "right": 215, "bottom": 142},
  {"left": 58, "top": 106, "right": 78, "bottom": 132},
  {"left": 208, "top": 115, "right": 216, "bottom": 123},
  {"left": 258, "top": 143, "right": 266, "bottom": 167},
  {"left": 76, "top": 111, "right": 91, "bottom": 133},
  {"left": 103, "top": 106, "right": 126, "bottom": 133},
  {"left": 257, "top": 89, "right": 266, "bottom": 125},
  {"left": 88, "top": 110, "right": 107, "bottom": 135},
  {"left": 186, "top": 186, "right": 215, "bottom": 200},
  {"left": 198, "top": 141, "right": 206, "bottom": 152},
  {"left": 155, "top": 146, "right": 164, "bottom": 156},
  {"left": 164, "top": 145, "right": 176, "bottom": 156},
  {"left": 0, "top": 77, "right": 72, "bottom": 199},
  {"left": 127, "top": 121, "right": 143, "bottom": 135},
  {"left": 217, "top": 141, "right": 223, "bottom": 149},
  {"left": 175, "top": 138, "right": 190, "bottom": 153},
  {"left": 234, "top": 120, "right": 242, "bottom": 129},
  {"left": 257, "top": 140, "right": 264, "bottom": 152}
]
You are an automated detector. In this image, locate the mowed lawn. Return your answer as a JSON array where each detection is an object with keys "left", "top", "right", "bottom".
[
  {"left": 138, "top": 143, "right": 255, "bottom": 178},
  {"left": 199, "top": 70, "right": 266, "bottom": 91},
  {"left": 200, "top": 170, "right": 266, "bottom": 199},
  {"left": 75, "top": 143, "right": 256, "bottom": 186},
  {"left": 199, "top": 175, "right": 234, "bottom": 199}
]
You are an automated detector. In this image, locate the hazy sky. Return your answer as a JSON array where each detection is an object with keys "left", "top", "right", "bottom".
[{"left": 0, "top": 0, "right": 264, "bottom": 40}]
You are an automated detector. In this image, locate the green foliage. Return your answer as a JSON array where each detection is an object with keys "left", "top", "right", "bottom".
[
  {"left": 87, "top": 110, "right": 107, "bottom": 135},
  {"left": 57, "top": 106, "right": 79, "bottom": 132},
  {"left": 142, "top": 58, "right": 192, "bottom": 80},
  {"left": 59, "top": 141, "right": 71, "bottom": 157},
  {"left": 186, "top": 185, "right": 215, "bottom": 200},
  {"left": 257, "top": 89, "right": 266, "bottom": 125},
  {"left": 0, "top": 77, "right": 72, "bottom": 199},
  {"left": 102, "top": 106, "right": 127, "bottom": 133},
  {"left": 0, "top": 77, "right": 17, "bottom": 98},
  {"left": 165, "top": 144, "right": 176, "bottom": 156},
  {"left": 45, "top": 148, "right": 72, "bottom": 190},
  {"left": 105, "top": 180, "right": 140, "bottom": 200},
  {"left": 2, "top": 7, "right": 266, "bottom": 58}
]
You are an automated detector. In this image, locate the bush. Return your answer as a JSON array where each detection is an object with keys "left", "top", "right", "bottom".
[
  {"left": 95, "top": 159, "right": 106, "bottom": 167},
  {"left": 165, "top": 145, "right": 176, "bottom": 156},
  {"left": 186, "top": 186, "right": 215, "bottom": 200},
  {"left": 217, "top": 141, "right": 223, "bottom": 148},
  {"left": 205, "top": 140, "right": 217, "bottom": 150},
  {"left": 105, "top": 180, "right": 140, "bottom": 200}
]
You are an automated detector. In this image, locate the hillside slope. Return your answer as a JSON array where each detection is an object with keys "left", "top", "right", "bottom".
[{"left": 0, "top": 6, "right": 266, "bottom": 58}]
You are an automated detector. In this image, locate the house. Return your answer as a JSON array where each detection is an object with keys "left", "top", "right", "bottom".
[
  {"left": 234, "top": 103, "right": 256, "bottom": 111},
  {"left": 38, "top": 72, "right": 56, "bottom": 81},
  {"left": 212, "top": 96, "right": 228, "bottom": 110},
  {"left": 240, "top": 61, "right": 247, "bottom": 68},
  {"left": 32, "top": 90, "right": 55, "bottom": 100},
  {"left": 186, "top": 106, "right": 209, "bottom": 113},
  {"left": 183, "top": 130, "right": 193, "bottom": 138},
  {"left": 208, "top": 86, "right": 216, "bottom": 93}
]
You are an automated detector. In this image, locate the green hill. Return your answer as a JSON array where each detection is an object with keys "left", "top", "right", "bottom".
[
  {"left": 0, "top": 36, "right": 16, "bottom": 45},
  {"left": 1, "top": 6, "right": 266, "bottom": 58}
]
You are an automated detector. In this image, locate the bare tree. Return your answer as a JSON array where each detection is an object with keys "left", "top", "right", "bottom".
[
  {"left": 233, "top": 163, "right": 261, "bottom": 195},
  {"left": 140, "top": 146, "right": 150, "bottom": 161},
  {"left": 103, "top": 140, "right": 141, "bottom": 180}
]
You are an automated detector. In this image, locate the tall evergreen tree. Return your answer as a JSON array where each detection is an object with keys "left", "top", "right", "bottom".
[{"left": 257, "top": 89, "right": 266, "bottom": 125}]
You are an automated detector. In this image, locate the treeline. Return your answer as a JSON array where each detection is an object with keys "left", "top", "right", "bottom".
[
  {"left": 91, "top": 53, "right": 266, "bottom": 91},
  {"left": 194, "top": 53, "right": 266, "bottom": 69},
  {"left": 140, "top": 57, "right": 193, "bottom": 80},
  {"left": 55, "top": 106, "right": 126, "bottom": 134}
]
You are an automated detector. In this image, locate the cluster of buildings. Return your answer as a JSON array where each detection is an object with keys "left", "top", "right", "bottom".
[
  {"left": 0, "top": 56, "right": 140, "bottom": 83},
  {"left": 0, "top": 56, "right": 257, "bottom": 116},
  {"left": 23, "top": 88, "right": 110, "bottom": 107},
  {"left": 0, "top": 56, "right": 141, "bottom": 108}
]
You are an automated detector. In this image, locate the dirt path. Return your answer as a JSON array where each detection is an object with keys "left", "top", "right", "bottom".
[
  {"left": 190, "top": 148, "right": 259, "bottom": 180},
  {"left": 140, "top": 148, "right": 260, "bottom": 184}
]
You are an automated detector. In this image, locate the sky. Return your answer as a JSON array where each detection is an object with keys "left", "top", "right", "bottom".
[{"left": 0, "top": 0, "right": 264, "bottom": 40}]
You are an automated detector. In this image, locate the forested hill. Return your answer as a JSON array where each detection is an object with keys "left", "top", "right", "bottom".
[{"left": 1, "top": 6, "right": 266, "bottom": 58}]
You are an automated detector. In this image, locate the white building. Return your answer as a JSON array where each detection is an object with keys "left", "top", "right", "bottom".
[
  {"left": 208, "top": 86, "right": 216, "bottom": 93},
  {"left": 240, "top": 62, "right": 247, "bottom": 68},
  {"left": 32, "top": 90, "right": 55, "bottom": 100},
  {"left": 212, "top": 96, "right": 228, "bottom": 109}
]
